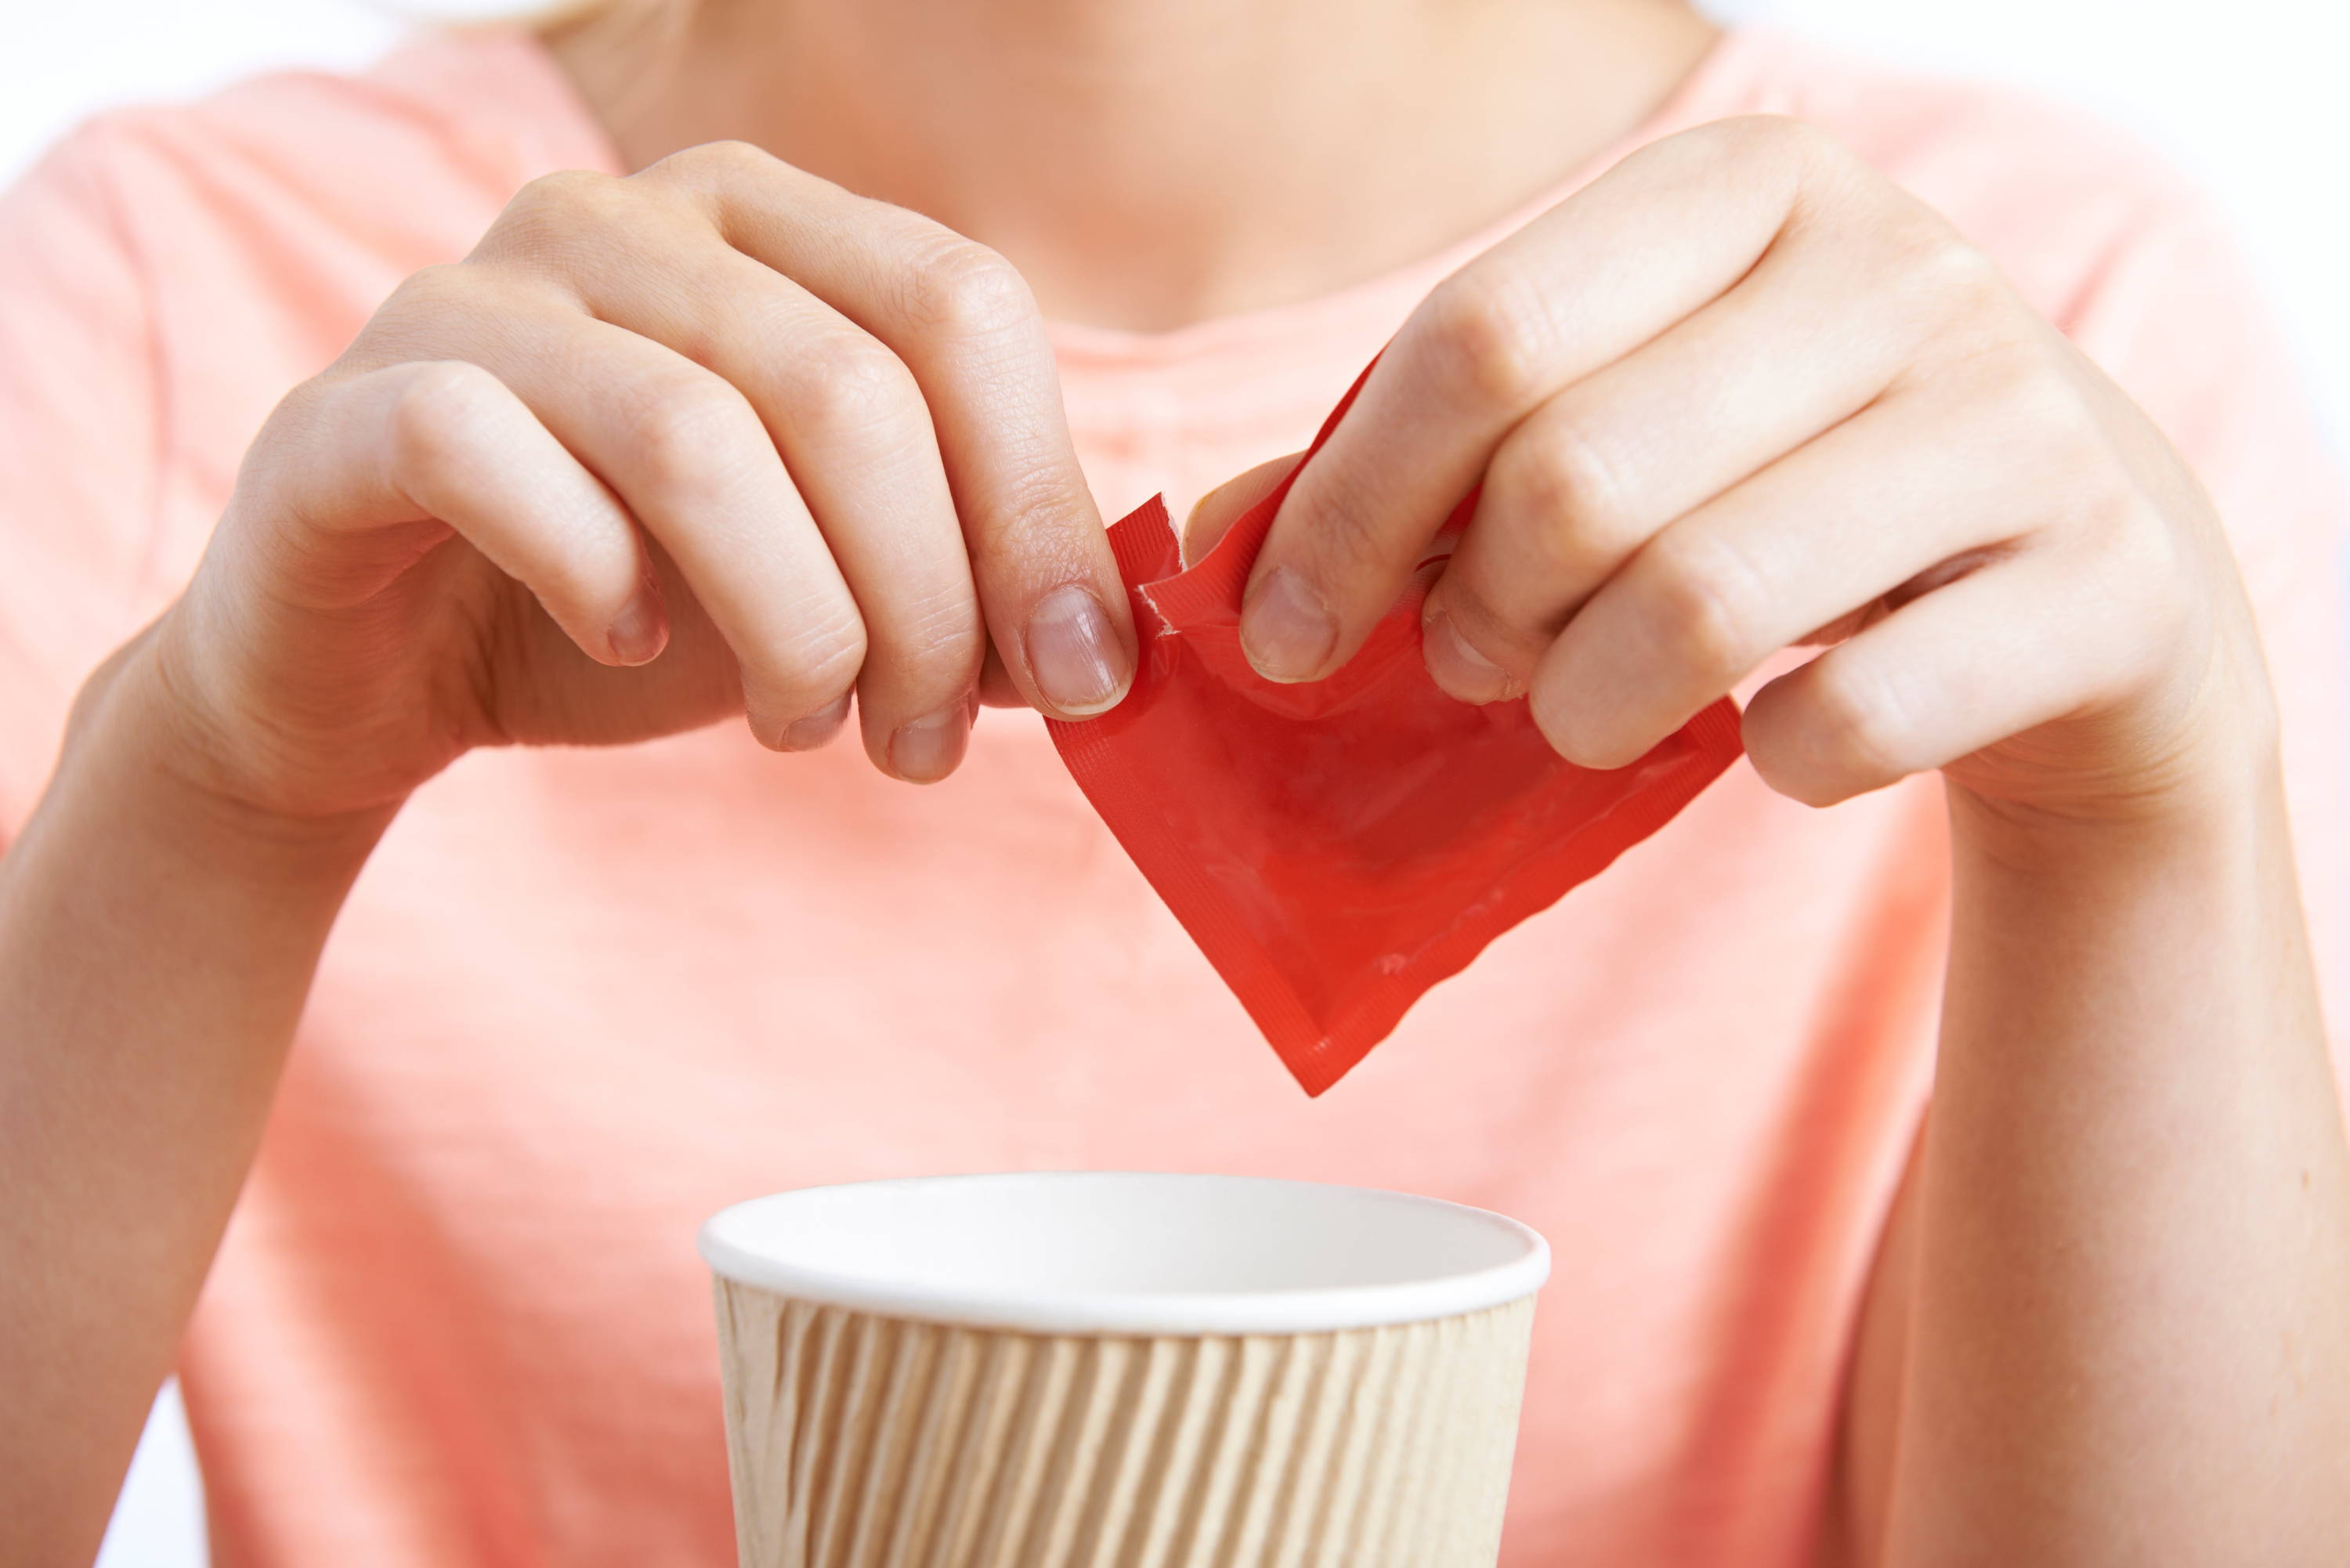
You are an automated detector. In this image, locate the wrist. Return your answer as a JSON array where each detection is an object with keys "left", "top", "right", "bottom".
[
  {"left": 1948, "top": 627, "right": 2284, "bottom": 874},
  {"left": 1950, "top": 768, "right": 2278, "bottom": 899},
  {"left": 39, "top": 627, "right": 396, "bottom": 887}
]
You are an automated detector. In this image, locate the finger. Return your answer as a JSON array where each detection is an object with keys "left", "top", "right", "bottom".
[
  {"left": 422, "top": 285, "right": 870, "bottom": 751},
  {"left": 533, "top": 219, "right": 982, "bottom": 779},
  {"left": 271, "top": 359, "right": 663, "bottom": 667},
  {"left": 974, "top": 638, "right": 1024, "bottom": 707},
  {"left": 645, "top": 144, "right": 1137, "bottom": 719},
  {"left": 1423, "top": 219, "right": 1932, "bottom": 702},
  {"left": 1180, "top": 453, "right": 1303, "bottom": 567},
  {"left": 1241, "top": 117, "right": 1827, "bottom": 682},
  {"left": 1741, "top": 540, "right": 2149, "bottom": 807},
  {"left": 1527, "top": 381, "right": 2056, "bottom": 768}
]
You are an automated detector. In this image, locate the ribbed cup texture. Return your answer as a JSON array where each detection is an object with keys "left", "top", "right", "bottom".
[{"left": 714, "top": 1282, "right": 1535, "bottom": 1568}]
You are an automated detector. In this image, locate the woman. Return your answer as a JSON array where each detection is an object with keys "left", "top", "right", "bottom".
[{"left": 3, "top": 0, "right": 2346, "bottom": 1561}]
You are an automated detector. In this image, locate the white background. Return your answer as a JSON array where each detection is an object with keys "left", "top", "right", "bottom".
[{"left": 3, "top": 1, "right": 2341, "bottom": 1563}]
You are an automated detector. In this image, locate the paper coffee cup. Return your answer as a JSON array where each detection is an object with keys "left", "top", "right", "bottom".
[{"left": 700, "top": 1172, "right": 1549, "bottom": 1568}]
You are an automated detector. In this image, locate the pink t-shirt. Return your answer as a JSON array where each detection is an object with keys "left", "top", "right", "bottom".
[{"left": 3, "top": 25, "right": 2345, "bottom": 1568}]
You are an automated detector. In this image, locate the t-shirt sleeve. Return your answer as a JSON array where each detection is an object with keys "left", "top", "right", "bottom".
[
  {"left": 0, "top": 121, "right": 167, "bottom": 836},
  {"left": 2061, "top": 181, "right": 2350, "bottom": 1052}
]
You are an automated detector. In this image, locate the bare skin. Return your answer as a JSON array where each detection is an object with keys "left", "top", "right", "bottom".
[
  {"left": 552, "top": 0, "right": 1721, "bottom": 331},
  {"left": 3, "top": 1, "right": 2347, "bottom": 1564}
]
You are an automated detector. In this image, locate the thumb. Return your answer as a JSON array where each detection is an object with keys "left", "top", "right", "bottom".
[{"left": 1180, "top": 452, "right": 1304, "bottom": 568}]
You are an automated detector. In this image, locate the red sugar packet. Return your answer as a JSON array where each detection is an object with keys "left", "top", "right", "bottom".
[{"left": 1047, "top": 368, "right": 1744, "bottom": 1095}]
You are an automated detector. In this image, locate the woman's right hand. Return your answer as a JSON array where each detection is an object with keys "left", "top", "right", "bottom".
[{"left": 139, "top": 139, "right": 1138, "bottom": 821}]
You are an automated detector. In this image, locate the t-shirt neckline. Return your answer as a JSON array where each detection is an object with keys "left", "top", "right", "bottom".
[{"left": 400, "top": 22, "right": 1770, "bottom": 370}]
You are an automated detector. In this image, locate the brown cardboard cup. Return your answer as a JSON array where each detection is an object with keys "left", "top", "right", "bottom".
[{"left": 701, "top": 1172, "right": 1549, "bottom": 1568}]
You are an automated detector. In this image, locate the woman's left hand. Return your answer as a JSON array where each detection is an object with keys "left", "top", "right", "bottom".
[
  {"left": 1230, "top": 115, "right": 2274, "bottom": 824},
  {"left": 1212, "top": 116, "right": 2350, "bottom": 1567}
]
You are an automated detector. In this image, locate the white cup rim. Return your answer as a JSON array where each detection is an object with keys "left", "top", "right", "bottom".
[{"left": 698, "top": 1171, "right": 1550, "bottom": 1336}]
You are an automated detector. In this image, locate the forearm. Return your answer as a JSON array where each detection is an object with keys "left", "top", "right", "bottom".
[
  {"left": 0, "top": 638, "right": 389, "bottom": 1568},
  {"left": 1886, "top": 749, "right": 2350, "bottom": 1563}
]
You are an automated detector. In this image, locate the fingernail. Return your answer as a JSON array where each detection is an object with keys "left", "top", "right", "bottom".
[
  {"left": 889, "top": 704, "right": 971, "bottom": 782},
  {"left": 1025, "top": 587, "right": 1130, "bottom": 715},
  {"left": 606, "top": 594, "right": 667, "bottom": 665},
  {"left": 1241, "top": 566, "right": 1338, "bottom": 682},
  {"left": 780, "top": 694, "right": 851, "bottom": 751},
  {"left": 1422, "top": 605, "right": 1517, "bottom": 704}
]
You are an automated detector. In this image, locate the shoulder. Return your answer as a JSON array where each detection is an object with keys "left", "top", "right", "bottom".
[
  {"left": 1717, "top": 28, "right": 2214, "bottom": 327},
  {"left": 0, "top": 29, "right": 614, "bottom": 591},
  {"left": 9, "top": 27, "right": 608, "bottom": 275},
  {"left": 1712, "top": 30, "right": 2343, "bottom": 605}
]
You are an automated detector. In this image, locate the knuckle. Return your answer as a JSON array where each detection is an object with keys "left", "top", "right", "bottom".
[
  {"left": 384, "top": 359, "right": 500, "bottom": 474},
  {"left": 967, "top": 456, "right": 1097, "bottom": 557},
  {"left": 646, "top": 138, "right": 776, "bottom": 190},
  {"left": 749, "top": 612, "right": 870, "bottom": 732},
  {"left": 792, "top": 614, "right": 870, "bottom": 693},
  {"left": 366, "top": 268, "right": 488, "bottom": 357},
  {"left": 2099, "top": 501, "right": 2196, "bottom": 641},
  {"left": 1283, "top": 461, "right": 1392, "bottom": 579},
  {"left": 1643, "top": 529, "right": 1770, "bottom": 681},
  {"left": 1433, "top": 573, "right": 1531, "bottom": 661},
  {"left": 2077, "top": 450, "right": 2153, "bottom": 537},
  {"left": 898, "top": 238, "right": 1036, "bottom": 340},
  {"left": 478, "top": 170, "right": 648, "bottom": 273},
  {"left": 1907, "top": 228, "right": 2008, "bottom": 309},
  {"left": 779, "top": 331, "right": 922, "bottom": 438},
  {"left": 1707, "top": 114, "right": 1842, "bottom": 173},
  {"left": 384, "top": 262, "right": 474, "bottom": 316},
  {"left": 868, "top": 589, "right": 986, "bottom": 674},
  {"left": 1963, "top": 334, "right": 2060, "bottom": 405},
  {"left": 503, "top": 168, "right": 630, "bottom": 233},
  {"left": 1987, "top": 356, "right": 2132, "bottom": 500},
  {"left": 1806, "top": 656, "right": 1916, "bottom": 790},
  {"left": 1710, "top": 112, "right": 1799, "bottom": 155},
  {"left": 1501, "top": 412, "right": 1635, "bottom": 552},
  {"left": 1988, "top": 358, "right": 2105, "bottom": 482},
  {"left": 624, "top": 377, "right": 763, "bottom": 493},
  {"left": 2128, "top": 500, "right": 2194, "bottom": 590},
  {"left": 693, "top": 139, "right": 776, "bottom": 176},
  {"left": 1418, "top": 276, "right": 1555, "bottom": 411}
]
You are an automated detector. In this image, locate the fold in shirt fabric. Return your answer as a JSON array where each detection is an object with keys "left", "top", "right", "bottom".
[{"left": 1051, "top": 360, "right": 1744, "bottom": 1093}]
